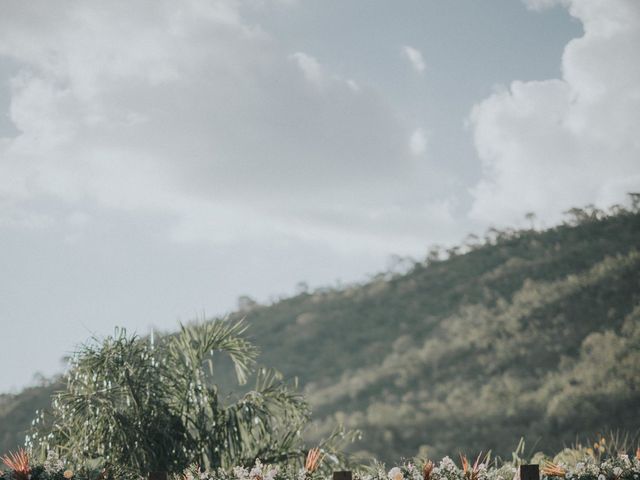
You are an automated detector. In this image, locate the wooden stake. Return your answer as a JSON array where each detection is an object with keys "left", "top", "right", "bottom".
[
  {"left": 333, "top": 471, "right": 353, "bottom": 480},
  {"left": 521, "top": 465, "right": 540, "bottom": 480}
]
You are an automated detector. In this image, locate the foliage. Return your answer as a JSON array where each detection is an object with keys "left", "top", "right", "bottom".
[
  {"left": 353, "top": 450, "right": 640, "bottom": 480},
  {"left": 0, "top": 450, "right": 132, "bottom": 480},
  {"left": 2, "top": 445, "right": 640, "bottom": 480},
  {"left": 0, "top": 384, "right": 59, "bottom": 460},
  {"left": 226, "top": 203, "right": 640, "bottom": 461},
  {"left": 1, "top": 448, "right": 30, "bottom": 480},
  {"left": 27, "top": 321, "right": 311, "bottom": 475}
]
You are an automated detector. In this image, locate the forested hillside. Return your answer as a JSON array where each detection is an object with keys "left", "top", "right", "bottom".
[
  {"left": 0, "top": 383, "right": 58, "bottom": 457},
  {"left": 2, "top": 205, "right": 639, "bottom": 462}
]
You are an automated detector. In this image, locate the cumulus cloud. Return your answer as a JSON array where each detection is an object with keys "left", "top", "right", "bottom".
[
  {"left": 469, "top": 0, "right": 640, "bottom": 225},
  {"left": 0, "top": 0, "right": 447, "bottom": 253},
  {"left": 401, "top": 45, "right": 426, "bottom": 73}
]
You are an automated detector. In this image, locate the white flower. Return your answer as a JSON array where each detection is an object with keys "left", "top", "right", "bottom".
[
  {"left": 265, "top": 468, "right": 278, "bottom": 480},
  {"left": 587, "top": 465, "right": 600, "bottom": 476},
  {"left": 250, "top": 463, "right": 263, "bottom": 480},
  {"left": 234, "top": 466, "right": 250, "bottom": 480},
  {"left": 44, "top": 450, "right": 65, "bottom": 473},
  {"left": 476, "top": 464, "right": 488, "bottom": 480},
  {"left": 599, "top": 475, "right": 606, "bottom": 480},
  {"left": 439, "top": 457, "right": 458, "bottom": 472},
  {"left": 389, "top": 468, "right": 403, "bottom": 480}
]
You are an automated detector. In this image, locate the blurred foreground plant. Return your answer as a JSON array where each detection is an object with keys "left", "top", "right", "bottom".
[
  {"left": 27, "top": 321, "right": 318, "bottom": 478},
  {"left": 1, "top": 448, "right": 30, "bottom": 480}
]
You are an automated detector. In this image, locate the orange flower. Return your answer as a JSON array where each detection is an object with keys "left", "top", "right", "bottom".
[
  {"left": 304, "top": 447, "right": 324, "bottom": 473},
  {"left": 64, "top": 470, "right": 74, "bottom": 479},
  {"left": 460, "top": 453, "right": 484, "bottom": 480},
  {"left": 542, "top": 462, "right": 566, "bottom": 478},
  {"left": 460, "top": 454, "right": 470, "bottom": 475},
  {"left": 1, "top": 448, "right": 30, "bottom": 480},
  {"left": 422, "top": 461, "right": 434, "bottom": 480}
]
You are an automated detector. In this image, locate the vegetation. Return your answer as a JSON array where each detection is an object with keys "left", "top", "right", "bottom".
[
  {"left": 227, "top": 201, "right": 640, "bottom": 461},
  {"left": 2, "top": 437, "right": 640, "bottom": 480},
  {"left": 27, "top": 322, "right": 312, "bottom": 476},
  {"left": 1, "top": 200, "right": 639, "bottom": 463},
  {"left": 0, "top": 385, "right": 59, "bottom": 463}
]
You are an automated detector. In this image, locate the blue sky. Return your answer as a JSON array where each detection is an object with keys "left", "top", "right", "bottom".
[{"left": 0, "top": 0, "right": 638, "bottom": 392}]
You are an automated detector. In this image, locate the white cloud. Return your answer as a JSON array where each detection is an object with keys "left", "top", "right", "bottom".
[
  {"left": 469, "top": 0, "right": 640, "bottom": 225},
  {"left": 401, "top": 45, "right": 426, "bottom": 73},
  {"left": 409, "top": 128, "right": 427, "bottom": 156},
  {"left": 0, "top": 0, "right": 451, "bottom": 254},
  {"left": 289, "top": 52, "right": 325, "bottom": 87}
]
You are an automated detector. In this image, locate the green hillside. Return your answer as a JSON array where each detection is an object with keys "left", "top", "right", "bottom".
[
  {"left": 0, "top": 383, "right": 59, "bottom": 457},
  {"left": 2, "top": 205, "right": 639, "bottom": 462}
]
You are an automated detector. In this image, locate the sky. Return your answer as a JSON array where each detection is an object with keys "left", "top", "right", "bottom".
[{"left": 1, "top": 0, "right": 639, "bottom": 393}]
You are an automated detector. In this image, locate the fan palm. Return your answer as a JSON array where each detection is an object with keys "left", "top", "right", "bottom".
[{"left": 29, "top": 320, "right": 310, "bottom": 478}]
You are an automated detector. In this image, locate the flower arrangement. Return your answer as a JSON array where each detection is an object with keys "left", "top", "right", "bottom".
[
  {"left": 352, "top": 452, "right": 640, "bottom": 480},
  {"left": 1, "top": 448, "right": 639, "bottom": 480},
  {"left": 1, "top": 450, "right": 120, "bottom": 480},
  {"left": 181, "top": 449, "right": 327, "bottom": 480}
]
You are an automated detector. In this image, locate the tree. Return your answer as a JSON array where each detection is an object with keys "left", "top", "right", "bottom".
[
  {"left": 28, "top": 321, "right": 310, "bottom": 478},
  {"left": 525, "top": 211, "right": 536, "bottom": 230},
  {"left": 426, "top": 245, "right": 442, "bottom": 265},
  {"left": 237, "top": 295, "right": 258, "bottom": 312},
  {"left": 295, "top": 281, "right": 309, "bottom": 295}
]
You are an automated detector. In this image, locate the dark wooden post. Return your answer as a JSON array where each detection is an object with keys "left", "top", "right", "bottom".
[
  {"left": 520, "top": 465, "right": 540, "bottom": 480},
  {"left": 333, "top": 472, "right": 353, "bottom": 480},
  {"left": 148, "top": 471, "right": 168, "bottom": 480}
]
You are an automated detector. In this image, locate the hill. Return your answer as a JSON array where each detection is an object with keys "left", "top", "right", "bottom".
[
  {"left": 0, "top": 383, "right": 59, "bottom": 456},
  {"left": 1, "top": 205, "right": 639, "bottom": 462}
]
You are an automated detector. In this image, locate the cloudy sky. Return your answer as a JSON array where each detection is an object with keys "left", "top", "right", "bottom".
[{"left": 1, "top": 0, "right": 639, "bottom": 392}]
